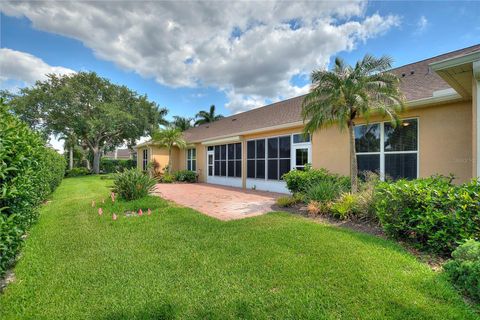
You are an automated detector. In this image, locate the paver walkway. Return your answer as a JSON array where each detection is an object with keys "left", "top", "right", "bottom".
[{"left": 153, "top": 183, "right": 284, "bottom": 220}]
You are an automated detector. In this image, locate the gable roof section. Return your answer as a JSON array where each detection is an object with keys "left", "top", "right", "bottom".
[{"left": 183, "top": 44, "right": 480, "bottom": 143}]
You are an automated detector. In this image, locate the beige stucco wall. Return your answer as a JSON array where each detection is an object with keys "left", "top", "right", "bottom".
[
  {"left": 172, "top": 144, "right": 206, "bottom": 181},
  {"left": 136, "top": 145, "right": 181, "bottom": 173},
  {"left": 311, "top": 100, "right": 473, "bottom": 183},
  {"left": 137, "top": 99, "right": 474, "bottom": 184}
]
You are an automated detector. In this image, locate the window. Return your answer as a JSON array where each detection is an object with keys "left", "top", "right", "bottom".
[
  {"left": 355, "top": 123, "right": 381, "bottom": 175},
  {"left": 295, "top": 148, "right": 309, "bottom": 170},
  {"left": 211, "top": 143, "right": 241, "bottom": 178},
  {"left": 248, "top": 135, "right": 292, "bottom": 181},
  {"left": 187, "top": 148, "right": 196, "bottom": 171},
  {"left": 293, "top": 133, "right": 310, "bottom": 144},
  {"left": 355, "top": 119, "right": 418, "bottom": 180},
  {"left": 142, "top": 149, "right": 148, "bottom": 171},
  {"left": 267, "top": 136, "right": 291, "bottom": 180}
]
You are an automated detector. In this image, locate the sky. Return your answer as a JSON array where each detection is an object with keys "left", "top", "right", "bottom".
[{"left": 1, "top": 1, "right": 479, "bottom": 151}]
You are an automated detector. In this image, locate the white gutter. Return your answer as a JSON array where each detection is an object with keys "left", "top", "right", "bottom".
[
  {"left": 190, "top": 121, "right": 304, "bottom": 144},
  {"left": 201, "top": 136, "right": 242, "bottom": 145},
  {"left": 430, "top": 51, "right": 480, "bottom": 71},
  {"left": 406, "top": 90, "right": 462, "bottom": 108},
  {"left": 474, "top": 60, "right": 480, "bottom": 178}
]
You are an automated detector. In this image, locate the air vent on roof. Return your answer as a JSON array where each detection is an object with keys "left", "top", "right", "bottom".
[
  {"left": 410, "top": 70, "right": 415, "bottom": 75},
  {"left": 401, "top": 73, "right": 406, "bottom": 77},
  {"left": 205, "top": 126, "right": 209, "bottom": 128},
  {"left": 232, "top": 118, "right": 237, "bottom": 121}
]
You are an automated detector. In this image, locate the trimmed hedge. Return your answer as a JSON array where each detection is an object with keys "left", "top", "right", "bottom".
[
  {"left": 173, "top": 170, "right": 196, "bottom": 183},
  {"left": 100, "top": 159, "right": 135, "bottom": 173},
  {"left": 0, "top": 105, "right": 65, "bottom": 277},
  {"left": 66, "top": 167, "right": 91, "bottom": 177},
  {"left": 283, "top": 167, "right": 350, "bottom": 194},
  {"left": 444, "top": 239, "right": 480, "bottom": 302},
  {"left": 375, "top": 176, "right": 480, "bottom": 256}
]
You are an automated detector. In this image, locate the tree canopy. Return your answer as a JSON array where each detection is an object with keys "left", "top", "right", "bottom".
[
  {"left": 194, "top": 104, "right": 223, "bottom": 126},
  {"left": 302, "top": 55, "right": 405, "bottom": 192},
  {"left": 152, "top": 127, "right": 187, "bottom": 173},
  {"left": 171, "top": 116, "right": 193, "bottom": 131},
  {"left": 7, "top": 72, "right": 167, "bottom": 173}
]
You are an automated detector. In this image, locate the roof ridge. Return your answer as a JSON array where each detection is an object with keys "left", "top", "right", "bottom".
[
  {"left": 185, "top": 44, "right": 480, "bottom": 136},
  {"left": 186, "top": 94, "right": 307, "bottom": 132},
  {"left": 390, "top": 43, "right": 480, "bottom": 71}
]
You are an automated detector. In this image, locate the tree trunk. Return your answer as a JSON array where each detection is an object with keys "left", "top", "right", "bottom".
[
  {"left": 69, "top": 147, "right": 74, "bottom": 170},
  {"left": 93, "top": 148, "right": 102, "bottom": 174},
  {"left": 348, "top": 123, "right": 358, "bottom": 193},
  {"left": 168, "top": 148, "right": 172, "bottom": 174}
]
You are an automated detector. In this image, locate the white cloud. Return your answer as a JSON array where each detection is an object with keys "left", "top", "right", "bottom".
[
  {"left": 0, "top": 48, "right": 75, "bottom": 87},
  {"left": 1, "top": 1, "right": 400, "bottom": 113},
  {"left": 415, "top": 15, "right": 428, "bottom": 35}
]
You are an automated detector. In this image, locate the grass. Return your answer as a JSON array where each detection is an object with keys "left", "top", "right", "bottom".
[{"left": 0, "top": 176, "right": 477, "bottom": 319}]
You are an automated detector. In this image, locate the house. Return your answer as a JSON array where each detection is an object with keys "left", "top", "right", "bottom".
[
  {"left": 103, "top": 148, "right": 133, "bottom": 160},
  {"left": 135, "top": 45, "right": 480, "bottom": 193}
]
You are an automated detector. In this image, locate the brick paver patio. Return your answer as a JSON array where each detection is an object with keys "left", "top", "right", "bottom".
[{"left": 153, "top": 183, "right": 284, "bottom": 220}]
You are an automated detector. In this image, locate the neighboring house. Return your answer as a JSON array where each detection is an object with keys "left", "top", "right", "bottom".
[
  {"left": 135, "top": 45, "right": 480, "bottom": 193},
  {"left": 103, "top": 148, "right": 133, "bottom": 160}
]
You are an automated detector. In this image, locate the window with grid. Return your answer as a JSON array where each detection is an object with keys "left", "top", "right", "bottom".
[
  {"left": 248, "top": 136, "right": 291, "bottom": 180},
  {"left": 187, "top": 148, "right": 196, "bottom": 171},
  {"left": 142, "top": 149, "right": 148, "bottom": 171},
  {"left": 213, "top": 143, "right": 241, "bottom": 177},
  {"left": 355, "top": 119, "right": 418, "bottom": 180},
  {"left": 247, "top": 139, "right": 264, "bottom": 179},
  {"left": 267, "top": 136, "right": 291, "bottom": 180}
]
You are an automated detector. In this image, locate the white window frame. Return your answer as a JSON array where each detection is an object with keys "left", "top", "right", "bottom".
[
  {"left": 207, "top": 148, "right": 214, "bottom": 177},
  {"left": 142, "top": 149, "right": 148, "bottom": 171},
  {"left": 209, "top": 143, "right": 242, "bottom": 178},
  {"left": 292, "top": 133, "right": 312, "bottom": 171},
  {"left": 246, "top": 132, "right": 312, "bottom": 181},
  {"left": 355, "top": 117, "right": 419, "bottom": 180},
  {"left": 186, "top": 148, "right": 197, "bottom": 172}
]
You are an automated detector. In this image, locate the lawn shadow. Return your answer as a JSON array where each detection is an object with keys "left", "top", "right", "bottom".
[{"left": 103, "top": 302, "right": 177, "bottom": 320}]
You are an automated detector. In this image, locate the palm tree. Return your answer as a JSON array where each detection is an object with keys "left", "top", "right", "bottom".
[
  {"left": 302, "top": 55, "right": 405, "bottom": 193},
  {"left": 171, "top": 116, "right": 193, "bottom": 131},
  {"left": 59, "top": 133, "right": 78, "bottom": 170},
  {"left": 194, "top": 104, "right": 224, "bottom": 126},
  {"left": 152, "top": 127, "right": 187, "bottom": 173}
]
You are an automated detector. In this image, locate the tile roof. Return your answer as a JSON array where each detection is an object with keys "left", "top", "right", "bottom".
[{"left": 183, "top": 44, "right": 480, "bottom": 142}]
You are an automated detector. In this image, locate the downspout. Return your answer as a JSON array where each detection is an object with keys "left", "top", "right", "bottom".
[{"left": 473, "top": 60, "right": 480, "bottom": 178}]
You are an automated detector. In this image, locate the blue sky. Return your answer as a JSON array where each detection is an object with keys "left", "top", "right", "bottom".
[{"left": 1, "top": 1, "right": 479, "bottom": 122}]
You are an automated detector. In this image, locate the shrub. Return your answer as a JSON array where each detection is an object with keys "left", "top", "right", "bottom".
[
  {"left": 331, "top": 193, "right": 358, "bottom": 219},
  {"left": 65, "top": 167, "right": 91, "bottom": 177},
  {"left": 276, "top": 196, "right": 299, "bottom": 207},
  {"left": 355, "top": 172, "right": 380, "bottom": 221},
  {"left": 0, "top": 104, "right": 65, "bottom": 276},
  {"left": 307, "top": 201, "right": 322, "bottom": 215},
  {"left": 375, "top": 176, "right": 480, "bottom": 256},
  {"left": 283, "top": 167, "right": 350, "bottom": 194},
  {"left": 444, "top": 240, "right": 480, "bottom": 301},
  {"left": 174, "top": 170, "right": 196, "bottom": 183},
  {"left": 112, "top": 169, "right": 157, "bottom": 200},
  {"left": 100, "top": 159, "right": 135, "bottom": 173},
  {"left": 159, "top": 173, "right": 175, "bottom": 183},
  {"left": 304, "top": 179, "right": 346, "bottom": 203}
]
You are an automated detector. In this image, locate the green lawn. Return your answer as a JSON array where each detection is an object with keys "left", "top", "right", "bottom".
[{"left": 0, "top": 176, "right": 477, "bottom": 319}]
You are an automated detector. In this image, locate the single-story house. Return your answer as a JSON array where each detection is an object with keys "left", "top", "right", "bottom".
[
  {"left": 135, "top": 45, "right": 480, "bottom": 193},
  {"left": 103, "top": 148, "right": 133, "bottom": 160}
]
